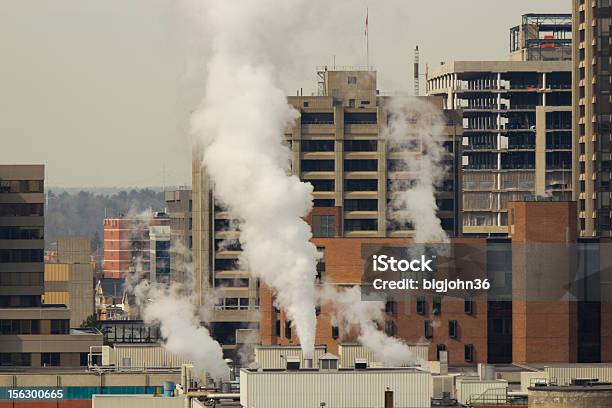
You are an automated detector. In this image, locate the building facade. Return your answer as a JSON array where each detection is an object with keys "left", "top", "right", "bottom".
[
  {"left": 0, "top": 165, "right": 101, "bottom": 367},
  {"left": 149, "top": 225, "right": 170, "bottom": 283},
  {"left": 191, "top": 69, "right": 463, "bottom": 346},
  {"left": 261, "top": 199, "right": 612, "bottom": 365},
  {"left": 164, "top": 188, "right": 192, "bottom": 283},
  {"left": 44, "top": 236, "right": 94, "bottom": 327},
  {"left": 572, "top": 0, "right": 612, "bottom": 237},
  {"left": 102, "top": 213, "right": 169, "bottom": 279}
]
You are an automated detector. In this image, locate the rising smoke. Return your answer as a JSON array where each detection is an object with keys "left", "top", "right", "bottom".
[
  {"left": 319, "top": 285, "right": 418, "bottom": 366},
  {"left": 189, "top": 0, "right": 318, "bottom": 357},
  {"left": 385, "top": 97, "right": 449, "bottom": 244},
  {"left": 122, "top": 209, "right": 229, "bottom": 380}
]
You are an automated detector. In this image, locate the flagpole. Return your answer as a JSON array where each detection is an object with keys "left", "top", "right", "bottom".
[{"left": 366, "top": 8, "right": 369, "bottom": 70}]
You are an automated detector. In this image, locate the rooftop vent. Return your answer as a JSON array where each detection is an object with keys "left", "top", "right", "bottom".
[
  {"left": 286, "top": 356, "right": 300, "bottom": 370},
  {"left": 354, "top": 358, "right": 368, "bottom": 370}
]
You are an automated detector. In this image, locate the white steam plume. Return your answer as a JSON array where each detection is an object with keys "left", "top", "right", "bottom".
[
  {"left": 319, "top": 285, "right": 417, "bottom": 367},
  {"left": 122, "top": 209, "right": 229, "bottom": 380},
  {"left": 134, "top": 282, "right": 229, "bottom": 380},
  {"left": 189, "top": 0, "right": 318, "bottom": 357},
  {"left": 385, "top": 98, "right": 449, "bottom": 243}
]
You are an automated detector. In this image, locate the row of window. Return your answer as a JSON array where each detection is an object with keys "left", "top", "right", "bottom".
[
  {"left": 424, "top": 320, "right": 458, "bottom": 339},
  {"left": 0, "top": 180, "right": 44, "bottom": 193},
  {"left": 0, "top": 319, "right": 69, "bottom": 335},
  {"left": 216, "top": 297, "right": 250, "bottom": 310},
  {"left": 0, "top": 249, "right": 44, "bottom": 263},
  {"left": 0, "top": 352, "right": 90, "bottom": 367},
  {"left": 311, "top": 215, "right": 457, "bottom": 236},
  {"left": 301, "top": 140, "right": 380, "bottom": 152},
  {"left": 300, "top": 112, "right": 378, "bottom": 125},
  {"left": 0, "top": 272, "right": 43, "bottom": 286},
  {"left": 0, "top": 203, "right": 44, "bottom": 217},
  {"left": 0, "top": 227, "right": 43, "bottom": 240}
]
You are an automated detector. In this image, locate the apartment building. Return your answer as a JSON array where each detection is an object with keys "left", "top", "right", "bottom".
[
  {"left": 0, "top": 165, "right": 101, "bottom": 367},
  {"left": 572, "top": 0, "right": 612, "bottom": 237},
  {"left": 191, "top": 69, "right": 463, "bottom": 347},
  {"left": 427, "top": 14, "right": 573, "bottom": 236}
]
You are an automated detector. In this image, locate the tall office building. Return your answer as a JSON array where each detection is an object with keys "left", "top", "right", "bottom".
[
  {"left": 427, "top": 14, "right": 573, "bottom": 236},
  {"left": 192, "top": 69, "right": 463, "bottom": 346},
  {"left": 572, "top": 0, "right": 612, "bottom": 237},
  {"left": 0, "top": 165, "right": 101, "bottom": 367}
]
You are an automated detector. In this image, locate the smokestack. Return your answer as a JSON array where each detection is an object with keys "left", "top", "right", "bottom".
[{"left": 304, "top": 358, "right": 313, "bottom": 369}]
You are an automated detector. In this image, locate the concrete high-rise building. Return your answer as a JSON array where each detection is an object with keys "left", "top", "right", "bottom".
[
  {"left": 427, "top": 14, "right": 573, "bottom": 236},
  {"left": 572, "top": 0, "right": 612, "bottom": 237},
  {"left": 0, "top": 165, "right": 101, "bottom": 367},
  {"left": 164, "top": 188, "right": 192, "bottom": 283},
  {"left": 191, "top": 69, "right": 463, "bottom": 346}
]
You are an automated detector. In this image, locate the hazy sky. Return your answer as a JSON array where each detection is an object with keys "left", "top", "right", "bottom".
[{"left": 0, "top": 0, "right": 569, "bottom": 188}]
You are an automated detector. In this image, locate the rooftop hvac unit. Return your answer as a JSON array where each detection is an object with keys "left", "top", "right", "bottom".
[
  {"left": 286, "top": 356, "right": 300, "bottom": 370},
  {"left": 355, "top": 358, "right": 368, "bottom": 370}
]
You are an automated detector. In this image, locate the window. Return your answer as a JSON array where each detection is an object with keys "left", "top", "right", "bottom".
[
  {"left": 50, "top": 319, "right": 69, "bottom": 335},
  {"left": 344, "top": 179, "right": 377, "bottom": 191},
  {"left": 214, "top": 259, "right": 239, "bottom": 271},
  {"left": 344, "top": 112, "right": 377, "bottom": 124},
  {"left": 239, "top": 298, "right": 249, "bottom": 310},
  {"left": 225, "top": 298, "right": 238, "bottom": 310},
  {"left": 348, "top": 76, "right": 357, "bottom": 84},
  {"left": 301, "top": 112, "right": 334, "bottom": 124},
  {"left": 316, "top": 247, "right": 325, "bottom": 282},
  {"left": 465, "top": 344, "right": 474, "bottom": 362},
  {"left": 416, "top": 297, "right": 426, "bottom": 315},
  {"left": 0, "top": 249, "right": 43, "bottom": 263},
  {"left": 0, "top": 353, "right": 31, "bottom": 366},
  {"left": 313, "top": 199, "right": 335, "bottom": 208},
  {"left": 0, "top": 203, "right": 44, "bottom": 217},
  {"left": 464, "top": 298, "right": 474, "bottom": 315},
  {"left": 344, "top": 159, "right": 377, "bottom": 172},
  {"left": 80, "top": 352, "right": 89, "bottom": 367},
  {"left": 449, "top": 320, "right": 458, "bottom": 339},
  {"left": 344, "top": 219, "right": 377, "bottom": 232},
  {"left": 384, "top": 320, "right": 396, "bottom": 337},
  {"left": 312, "top": 215, "right": 336, "bottom": 238},
  {"left": 433, "top": 296, "right": 442, "bottom": 315},
  {"left": 424, "top": 320, "right": 433, "bottom": 339},
  {"left": 436, "top": 344, "right": 447, "bottom": 361},
  {"left": 344, "top": 199, "right": 378, "bottom": 212},
  {"left": 301, "top": 140, "right": 335, "bottom": 152},
  {"left": 304, "top": 179, "right": 335, "bottom": 192},
  {"left": 385, "top": 299, "right": 396, "bottom": 315},
  {"left": 344, "top": 140, "right": 377, "bottom": 152},
  {"left": 275, "top": 320, "right": 281, "bottom": 336},
  {"left": 331, "top": 325, "right": 339, "bottom": 340},
  {"left": 285, "top": 320, "right": 292, "bottom": 339},
  {"left": 41, "top": 353, "right": 60, "bottom": 367},
  {"left": 301, "top": 160, "right": 335, "bottom": 172}
]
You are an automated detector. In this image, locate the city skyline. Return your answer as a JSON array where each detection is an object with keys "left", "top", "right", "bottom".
[{"left": 0, "top": 0, "right": 569, "bottom": 187}]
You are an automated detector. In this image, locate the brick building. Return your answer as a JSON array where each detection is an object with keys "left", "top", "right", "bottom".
[
  {"left": 261, "top": 199, "right": 612, "bottom": 365},
  {"left": 102, "top": 213, "right": 169, "bottom": 279}
]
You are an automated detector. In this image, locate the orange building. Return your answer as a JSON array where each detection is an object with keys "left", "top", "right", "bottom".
[{"left": 102, "top": 214, "right": 169, "bottom": 279}]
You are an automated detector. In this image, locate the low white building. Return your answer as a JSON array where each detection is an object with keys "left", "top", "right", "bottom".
[{"left": 240, "top": 367, "right": 432, "bottom": 408}]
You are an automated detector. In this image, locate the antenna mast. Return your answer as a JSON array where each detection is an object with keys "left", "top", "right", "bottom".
[{"left": 414, "top": 45, "right": 420, "bottom": 96}]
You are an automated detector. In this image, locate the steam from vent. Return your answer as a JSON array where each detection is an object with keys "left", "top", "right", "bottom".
[
  {"left": 134, "top": 282, "right": 229, "bottom": 380},
  {"left": 385, "top": 98, "right": 449, "bottom": 243},
  {"left": 122, "top": 209, "right": 229, "bottom": 380},
  {"left": 189, "top": 0, "right": 318, "bottom": 357},
  {"left": 319, "top": 285, "right": 417, "bottom": 366}
]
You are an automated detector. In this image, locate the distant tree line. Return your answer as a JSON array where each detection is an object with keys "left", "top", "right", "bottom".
[{"left": 45, "top": 188, "right": 166, "bottom": 250}]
